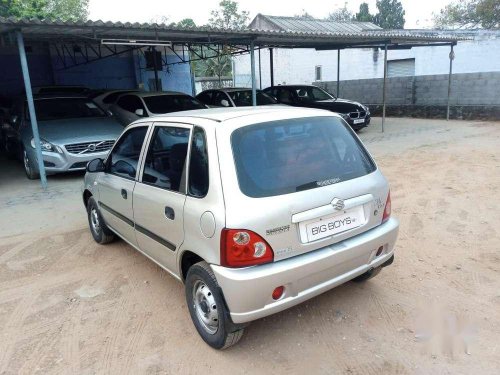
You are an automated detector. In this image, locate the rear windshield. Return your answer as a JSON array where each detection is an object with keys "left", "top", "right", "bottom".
[
  {"left": 143, "top": 95, "right": 205, "bottom": 114},
  {"left": 32, "top": 98, "right": 106, "bottom": 121},
  {"left": 231, "top": 116, "right": 376, "bottom": 198},
  {"left": 228, "top": 90, "right": 277, "bottom": 106}
]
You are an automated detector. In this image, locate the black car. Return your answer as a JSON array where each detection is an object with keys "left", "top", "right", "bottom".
[
  {"left": 196, "top": 88, "right": 278, "bottom": 108},
  {"left": 264, "top": 85, "right": 370, "bottom": 130}
]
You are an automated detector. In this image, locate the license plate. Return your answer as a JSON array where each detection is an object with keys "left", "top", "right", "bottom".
[
  {"left": 353, "top": 119, "right": 365, "bottom": 124},
  {"left": 303, "top": 206, "right": 365, "bottom": 242}
]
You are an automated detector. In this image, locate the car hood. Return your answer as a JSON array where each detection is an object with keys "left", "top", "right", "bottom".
[
  {"left": 311, "top": 98, "right": 366, "bottom": 113},
  {"left": 35, "top": 117, "right": 124, "bottom": 145}
]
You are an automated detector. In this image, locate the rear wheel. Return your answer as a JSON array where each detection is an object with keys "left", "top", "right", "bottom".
[
  {"left": 185, "top": 261, "right": 244, "bottom": 349},
  {"left": 23, "top": 148, "right": 39, "bottom": 180},
  {"left": 352, "top": 266, "right": 382, "bottom": 282},
  {"left": 87, "top": 197, "right": 115, "bottom": 244}
]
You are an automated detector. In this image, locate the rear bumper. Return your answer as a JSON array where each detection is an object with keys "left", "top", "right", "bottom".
[{"left": 212, "top": 217, "right": 399, "bottom": 324}]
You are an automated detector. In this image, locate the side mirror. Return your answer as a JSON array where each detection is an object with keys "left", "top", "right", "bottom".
[
  {"left": 10, "top": 115, "right": 18, "bottom": 125},
  {"left": 135, "top": 108, "right": 144, "bottom": 117},
  {"left": 114, "top": 160, "right": 136, "bottom": 177},
  {"left": 86, "top": 158, "right": 105, "bottom": 173},
  {"left": 220, "top": 99, "right": 230, "bottom": 107}
]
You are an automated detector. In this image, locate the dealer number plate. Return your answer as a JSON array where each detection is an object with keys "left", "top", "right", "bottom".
[
  {"left": 303, "top": 206, "right": 365, "bottom": 242},
  {"left": 353, "top": 119, "right": 365, "bottom": 124}
]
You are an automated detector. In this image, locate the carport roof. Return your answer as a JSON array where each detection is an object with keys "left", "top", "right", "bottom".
[{"left": 0, "top": 16, "right": 465, "bottom": 49}]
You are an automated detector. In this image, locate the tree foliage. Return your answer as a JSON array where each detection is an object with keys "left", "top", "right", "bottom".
[
  {"left": 327, "top": 3, "right": 354, "bottom": 22},
  {"left": 0, "top": 0, "right": 88, "bottom": 21},
  {"left": 373, "top": 0, "right": 405, "bottom": 29},
  {"left": 355, "top": 2, "right": 374, "bottom": 22},
  {"left": 294, "top": 9, "right": 315, "bottom": 20},
  {"left": 209, "top": 0, "right": 249, "bottom": 30},
  {"left": 176, "top": 18, "right": 196, "bottom": 28},
  {"left": 194, "top": 0, "right": 250, "bottom": 81},
  {"left": 434, "top": 0, "right": 499, "bottom": 29}
]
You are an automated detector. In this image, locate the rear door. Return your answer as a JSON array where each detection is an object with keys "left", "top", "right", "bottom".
[
  {"left": 132, "top": 122, "right": 191, "bottom": 271},
  {"left": 98, "top": 125, "right": 149, "bottom": 245}
]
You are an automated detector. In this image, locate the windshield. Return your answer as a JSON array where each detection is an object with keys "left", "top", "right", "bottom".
[
  {"left": 143, "top": 95, "right": 206, "bottom": 114},
  {"left": 228, "top": 90, "right": 277, "bottom": 106},
  {"left": 32, "top": 98, "right": 106, "bottom": 121},
  {"left": 231, "top": 116, "right": 376, "bottom": 198},
  {"left": 295, "top": 86, "right": 334, "bottom": 102}
]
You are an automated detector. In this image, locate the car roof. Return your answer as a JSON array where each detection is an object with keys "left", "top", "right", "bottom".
[
  {"left": 214, "top": 87, "right": 263, "bottom": 93},
  {"left": 132, "top": 91, "right": 190, "bottom": 98},
  {"left": 266, "top": 85, "right": 318, "bottom": 89},
  {"left": 133, "top": 106, "right": 338, "bottom": 125},
  {"left": 33, "top": 94, "right": 90, "bottom": 100}
]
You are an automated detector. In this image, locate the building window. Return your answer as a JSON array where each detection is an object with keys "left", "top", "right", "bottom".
[
  {"left": 315, "top": 66, "right": 322, "bottom": 81},
  {"left": 387, "top": 58, "right": 415, "bottom": 77}
]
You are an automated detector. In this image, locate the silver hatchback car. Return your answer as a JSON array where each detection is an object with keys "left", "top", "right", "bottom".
[{"left": 82, "top": 107, "right": 399, "bottom": 349}]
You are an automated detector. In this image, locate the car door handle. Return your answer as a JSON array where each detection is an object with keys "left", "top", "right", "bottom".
[
  {"left": 121, "top": 189, "right": 127, "bottom": 199},
  {"left": 164, "top": 206, "right": 175, "bottom": 220}
]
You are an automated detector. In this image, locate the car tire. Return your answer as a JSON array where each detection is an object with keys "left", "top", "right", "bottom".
[
  {"left": 22, "top": 147, "right": 40, "bottom": 180},
  {"left": 185, "top": 261, "right": 244, "bottom": 350},
  {"left": 352, "top": 266, "right": 382, "bottom": 282},
  {"left": 87, "top": 197, "right": 115, "bottom": 244}
]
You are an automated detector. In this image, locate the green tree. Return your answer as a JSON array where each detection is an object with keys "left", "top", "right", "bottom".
[
  {"left": 192, "top": 0, "right": 249, "bottom": 83},
  {"left": 0, "top": 0, "right": 88, "bottom": 20},
  {"left": 373, "top": 0, "right": 405, "bottom": 29},
  {"left": 327, "top": 3, "right": 354, "bottom": 22},
  {"left": 355, "top": 2, "right": 374, "bottom": 22},
  {"left": 434, "top": 0, "right": 499, "bottom": 29},
  {"left": 294, "top": 10, "right": 315, "bottom": 20},
  {"left": 209, "top": 0, "right": 249, "bottom": 30},
  {"left": 176, "top": 18, "right": 196, "bottom": 28}
]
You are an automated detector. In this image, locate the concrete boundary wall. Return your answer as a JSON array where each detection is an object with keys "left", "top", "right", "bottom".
[{"left": 316, "top": 72, "right": 500, "bottom": 120}]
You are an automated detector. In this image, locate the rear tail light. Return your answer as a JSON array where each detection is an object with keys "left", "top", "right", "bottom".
[
  {"left": 221, "top": 229, "right": 274, "bottom": 267},
  {"left": 382, "top": 191, "right": 391, "bottom": 223}
]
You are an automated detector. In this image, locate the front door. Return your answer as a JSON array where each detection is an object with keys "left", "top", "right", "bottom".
[
  {"left": 133, "top": 123, "right": 191, "bottom": 272},
  {"left": 98, "top": 125, "right": 149, "bottom": 245}
]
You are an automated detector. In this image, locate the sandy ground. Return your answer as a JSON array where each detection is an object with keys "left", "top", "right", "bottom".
[{"left": 0, "top": 117, "right": 499, "bottom": 374}]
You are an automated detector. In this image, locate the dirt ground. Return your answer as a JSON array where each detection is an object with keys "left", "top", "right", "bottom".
[{"left": 0, "top": 117, "right": 499, "bottom": 374}]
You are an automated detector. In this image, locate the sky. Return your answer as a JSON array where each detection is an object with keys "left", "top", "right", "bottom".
[{"left": 88, "top": 0, "right": 452, "bottom": 29}]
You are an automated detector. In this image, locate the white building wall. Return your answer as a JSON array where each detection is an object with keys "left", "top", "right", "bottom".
[{"left": 233, "top": 32, "right": 500, "bottom": 89}]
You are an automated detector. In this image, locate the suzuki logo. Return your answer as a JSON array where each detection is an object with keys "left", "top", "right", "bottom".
[{"left": 331, "top": 198, "right": 345, "bottom": 211}]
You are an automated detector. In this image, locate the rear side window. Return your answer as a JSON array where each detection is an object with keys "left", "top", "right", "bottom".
[
  {"left": 188, "top": 127, "right": 209, "bottom": 197},
  {"left": 231, "top": 116, "right": 376, "bottom": 198},
  {"left": 142, "top": 126, "right": 190, "bottom": 192}
]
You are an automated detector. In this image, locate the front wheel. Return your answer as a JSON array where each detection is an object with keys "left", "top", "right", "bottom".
[
  {"left": 23, "top": 148, "right": 40, "bottom": 180},
  {"left": 87, "top": 197, "right": 115, "bottom": 244},
  {"left": 185, "top": 261, "right": 244, "bottom": 349}
]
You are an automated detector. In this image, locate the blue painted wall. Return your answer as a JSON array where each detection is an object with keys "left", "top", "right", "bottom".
[
  {"left": 0, "top": 43, "right": 193, "bottom": 96},
  {"left": 0, "top": 43, "right": 54, "bottom": 95},
  {"left": 133, "top": 50, "right": 193, "bottom": 94}
]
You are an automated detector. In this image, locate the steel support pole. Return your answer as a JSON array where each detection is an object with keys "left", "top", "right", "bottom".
[
  {"left": 382, "top": 43, "right": 388, "bottom": 133},
  {"left": 152, "top": 47, "right": 160, "bottom": 91},
  {"left": 16, "top": 31, "right": 47, "bottom": 189},
  {"left": 259, "top": 48, "right": 264, "bottom": 89},
  {"left": 269, "top": 48, "right": 274, "bottom": 87},
  {"left": 250, "top": 41, "right": 257, "bottom": 106},
  {"left": 446, "top": 44, "right": 454, "bottom": 121},
  {"left": 337, "top": 49, "right": 340, "bottom": 97}
]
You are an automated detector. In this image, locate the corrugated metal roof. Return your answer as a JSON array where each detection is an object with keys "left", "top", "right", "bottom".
[
  {"left": 254, "top": 14, "right": 382, "bottom": 33},
  {"left": 0, "top": 16, "right": 466, "bottom": 47}
]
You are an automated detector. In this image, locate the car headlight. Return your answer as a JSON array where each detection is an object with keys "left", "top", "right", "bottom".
[{"left": 31, "top": 138, "right": 58, "bottom": 152}]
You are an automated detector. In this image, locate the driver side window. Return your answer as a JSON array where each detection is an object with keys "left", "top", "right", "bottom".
[{"left": 107, "top": 126, "right": 148, "bottom": 179}]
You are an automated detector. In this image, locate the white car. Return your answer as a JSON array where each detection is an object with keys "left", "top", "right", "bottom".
[{"left": 109, "top": 91, "right": 207, "bottom": 126}]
